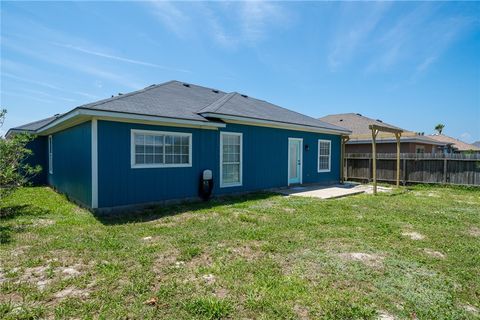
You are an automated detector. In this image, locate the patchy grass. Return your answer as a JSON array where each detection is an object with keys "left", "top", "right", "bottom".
[{"left": 0, "top": 185, "right": 479, "bottom": 319}]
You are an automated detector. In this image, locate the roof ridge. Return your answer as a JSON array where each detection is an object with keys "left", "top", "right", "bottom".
[
  {"left": 76, "top": 80, "right": 176, "bottom": 111},
  {"left": 197, "top": 92, "right": 237, "bottom": 114}
]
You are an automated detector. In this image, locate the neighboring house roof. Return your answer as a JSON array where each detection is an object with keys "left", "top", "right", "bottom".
[
  {"left": 473, "top": 141, "right": 480, "bottom": 147},
  {"left": 319, "top": 113, "right": 445, "bottom": 145},
  {"left": 319, "top": 113, "right": 403, "bottom": 135},
  {"left": 427, "top": 134, "right": 480, "bottom": 151},
  {"left": 8, "top": 80, "right": 350, "bottom": 136}
]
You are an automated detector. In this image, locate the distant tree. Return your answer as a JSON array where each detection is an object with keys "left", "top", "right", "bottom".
[
  {"left": 0, "top": 109, "right": 42, "bottom": 201},
  {"left": 434, "top": 124, "right": 445, "bottom": 135}
]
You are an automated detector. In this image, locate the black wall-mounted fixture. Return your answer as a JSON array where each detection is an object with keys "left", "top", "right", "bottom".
[{"left": 305, "top": 144, "right": 309, "bottom": 151}]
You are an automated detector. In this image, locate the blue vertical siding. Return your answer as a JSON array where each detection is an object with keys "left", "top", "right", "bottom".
[
  {"left": 25, "top": 136, "right": 48, "bottom": 185},
  {"left": 48, "top": 121, "right": 92, "bottom": 207},
  {"left": 98, "top": 120, "right": 341, "bottom": 208}
]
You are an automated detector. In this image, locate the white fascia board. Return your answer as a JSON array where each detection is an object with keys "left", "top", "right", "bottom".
[
  {"left": 201, "top": 112, "right": 351, "bottom": 135},
  {"left": 36, "top": 108, "right": 226, "bottom": 134}
]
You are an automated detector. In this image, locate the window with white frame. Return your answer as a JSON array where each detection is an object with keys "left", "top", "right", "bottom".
[
  {"left": 48, "top": 135, "right": 53, "bottom": 174},
  {"left": 131, "top": 130, "right": 192, "bottom": 168},
  {"left": 318, "top": 139, "right": 331, "bottom": 172},
  {"left": 220, "top": 132, "right": 242, "bottom": 187}
]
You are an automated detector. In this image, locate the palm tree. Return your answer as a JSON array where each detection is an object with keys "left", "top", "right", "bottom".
[{"left": 434, "top": 124, "right": 445, "bottom": 135}]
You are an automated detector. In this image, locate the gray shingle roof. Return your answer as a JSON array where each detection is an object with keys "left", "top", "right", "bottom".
[
  {"left": 319, "top": 113, "right": 403, "bottom": 135},
  {"left": 199, "top": 92, "right": 348, "bottom": 132},
  {"left": 9, "top": 115, "right": 62, "bottom": 132},
  {"left": 11, "top": 80, "right": 350, "bottom": 134},
  {"left": 78, "top": 81, "right": 227, "bottom": 122}
]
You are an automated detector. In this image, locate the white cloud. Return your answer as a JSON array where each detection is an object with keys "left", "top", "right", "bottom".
[
  {"left": 148, "top": 1, "right": 190, "bottom": 37},
  {"left": 53, "top": 43, "right": 190, "bottom": 73},
  {"left": 328, "top": 2, "right": 391, "bottom": 70},
  {"left": 460, "top": 132, "right": 473, "bottom": 143},
  {"left": 145, "top": 1, "right": 291, "bottom": 49},
  {"left": 239, "top": 1, "right": 289, "bottom": 43}
]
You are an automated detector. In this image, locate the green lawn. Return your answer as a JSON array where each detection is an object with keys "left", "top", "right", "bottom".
[{"left": 0, "top": 185, "right": 479, "bottom": 319}]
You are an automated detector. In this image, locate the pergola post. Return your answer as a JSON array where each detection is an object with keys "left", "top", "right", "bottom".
[
  {"left": 395, "top": 133, "right": 401, "bottom": 187},
  {"left": 340, "top": 136, "right": 350, "bottom": 183},
  {"left": 371, "top": 129, "right": 378, "bottom": 194},
  {"left": 368, "top": 124, "right": 403, "bottom": 195}
]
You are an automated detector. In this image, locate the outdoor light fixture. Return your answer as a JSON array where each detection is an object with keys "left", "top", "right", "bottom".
[{"left": 305, "top": 144, "right": 309, "bottom": 151}]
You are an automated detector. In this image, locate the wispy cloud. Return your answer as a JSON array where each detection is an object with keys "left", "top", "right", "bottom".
[
  {"left": 3, "top": 36, "right": 143, "bottom": 90},
  {"left": 2, "top": 72, "right": 100, "bottom": 100},
  {"left": 53, "top": 43, "right": 190, "bottom": 73},
  {"left": 146, "top": 1, "right": 291, "bottom": 49},
  {"left": 239, "top": 1, "right": 289, "bottom": 44},
  {"left": 148, "top": 1, "right": 190, "bottom": 37},
  {"left": 19, "top": 88, "right": 76, "bottom": 103},
  {"left": 327, "top": 2, "right": 475, "bottom": 79},
  {"left": 328, "top": 2, "right": 391, "bottom": 71}
]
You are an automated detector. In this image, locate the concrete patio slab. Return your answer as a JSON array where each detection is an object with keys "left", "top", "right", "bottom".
[{"left": 276, "top": 183, "right": 391, "bottom": 199}]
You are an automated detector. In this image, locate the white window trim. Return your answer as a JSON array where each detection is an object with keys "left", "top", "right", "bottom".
[
  {"left": 317, "top": 139, "right": 331, "bottom": 173},
  {"left": 220, "top": 131, "right": 243, "bottom": 188},
  {"left": 48, "top": 135, "right": 53, "bottom": 174},
  {"left": 287, "top": 137, "right": 303, "bottom": 185},
  {"left": 130, "top": 129, "right": 192, "bottom": 169}
]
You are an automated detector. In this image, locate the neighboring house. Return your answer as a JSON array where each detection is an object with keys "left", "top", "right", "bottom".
[
  {"left": 319, "top": 113, "right": 446, "bottom": 154},
  {"left": 7, "top": 80, "right": 350, "bottom": 211},
  {"left": 427, "top": 134, "right": 480, "bottom": 154}
]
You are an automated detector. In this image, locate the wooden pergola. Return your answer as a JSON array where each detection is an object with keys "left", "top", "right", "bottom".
[{"left": 368, "top": 124, "right": 403, "bottom": 194}]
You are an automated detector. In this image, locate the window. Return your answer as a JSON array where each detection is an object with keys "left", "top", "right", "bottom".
[
  {"left": 318, "top": 140, "right": 331, "bottom": 172},
  {"left": 48, "top": 135, "right": 53, "bottom": 174},
  {"left": 220, "top": 132, "right": 242, "bottom": 187},
  {"left": 131, "top": 130, "right": 192, "bottom": 168},
  {"left": 415, "top": 145, "right": 425, "bottom": 154}
]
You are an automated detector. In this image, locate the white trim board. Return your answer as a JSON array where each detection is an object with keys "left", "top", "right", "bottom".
[
  {"left": 91, "top": 119, "right": 98, "bottom": 209},
  {"left": 220, "top": 131, "right": 243, "bottom": 188}
]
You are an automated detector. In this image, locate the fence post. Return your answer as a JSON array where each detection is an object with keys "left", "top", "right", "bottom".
[
  {"left": 345, "top": 157, "right": 348, "bottom": 182},
  {"left": 368, "top": 157, "right": 372, "bottom": 182},
  {"left": 443, "top": 156, "right": 447, "bottom": 184}
]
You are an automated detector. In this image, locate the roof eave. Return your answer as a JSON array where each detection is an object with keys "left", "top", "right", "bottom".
[
  {"left": 33, "top": 108, "right": 226, "bottom": 135},
  {"left": 200, "top": 112, "right": 352, "bottom": 135}
]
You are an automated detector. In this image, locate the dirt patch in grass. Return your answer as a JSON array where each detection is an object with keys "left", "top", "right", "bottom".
[
  {"left": 462, "top": 304, "right": 479, "bottom": 315},
  {"left": 31, "top": 218, "right": 55, "bottom": 227},
  {"left": 214, "top": 287, "right": 229, "bottom": 299},
  {"left": 337, "top": 252, "right": 384, "bottom": 268},
  {"left": 6, "top": 245, "right": 31, "bottom": 258},
  {"left": 293, "top": 304, "right": 310, "bottom": 320},
  {"left": 423, "top": 248, "right": 445, "bottom": 259},
  {"left": 8, "top": 261, "right": 89, "bottom": 290},
  {"left": 228, "top": 241, "right": 267, "bottom": 261},
  {"left": 52, "top": 286, "right": 90, "bottom": 300},
  {"left": 378, "top": 311, "right": 396, "bottom": 319},
  {"left": 153, "top": 249, "right": 179, "bottom": 276},
  {"left": 402, "top": 231, "right": 425, "bottom": 240},
  {"left": 467, "top": 227, "right": 480, "bottom": 238}
]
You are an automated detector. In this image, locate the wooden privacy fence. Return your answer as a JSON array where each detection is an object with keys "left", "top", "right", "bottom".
[{"left": 345, "top": 153, "right": 480, "bottom": 186}]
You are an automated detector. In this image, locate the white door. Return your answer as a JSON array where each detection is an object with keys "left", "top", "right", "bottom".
[{"left": 288, "top": 138, "right": 302, "bottom": 185}]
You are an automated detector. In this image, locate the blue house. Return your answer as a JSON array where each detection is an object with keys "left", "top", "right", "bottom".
[{"left": 7, "top": 81, "right": 351, "bottom": 211}]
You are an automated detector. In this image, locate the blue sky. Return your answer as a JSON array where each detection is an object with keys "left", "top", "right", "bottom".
[{"left": 1, "top": 1, "right": 479, "bottom": 142}]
